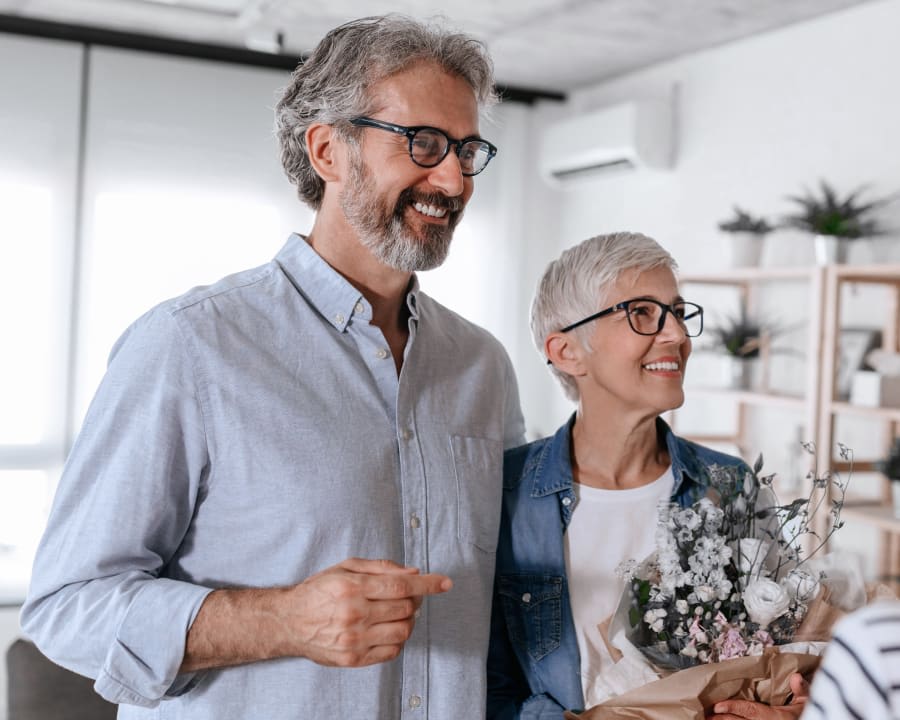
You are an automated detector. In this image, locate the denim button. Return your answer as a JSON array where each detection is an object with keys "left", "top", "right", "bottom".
[
  {"left": 562, "top": 496, "right": 572, "bottom": 506},
  {"left": 521, "top": 592, "right": 531, "bottom": 603}
]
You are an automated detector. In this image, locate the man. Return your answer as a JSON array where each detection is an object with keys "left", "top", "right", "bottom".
[
  {"left": 799, "top": 600, "right": 900, "bottom": 720},
  {"left": 21, "top": 15, "right": 525, "bottom": 719}
]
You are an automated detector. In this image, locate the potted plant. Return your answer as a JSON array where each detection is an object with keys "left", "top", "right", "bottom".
[
  {"left": 718, "top": 206, "right": 774, "bottom": 267},
  {"left": 876, "top": 438, "right": 900, "bottom": 518},
  {"left": 780, "top": 180, "right": 892, "bottom": 264},
  {"left": 706, "top": 309, "right": 773, "bottom": 390}
]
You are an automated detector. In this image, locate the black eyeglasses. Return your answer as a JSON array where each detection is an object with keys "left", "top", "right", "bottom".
[
  {"left": 349, "top": 117, "right": 497, "bottom": 176},
  {"left": 560, "top": 298, "right": 704, "bottom": 337}
]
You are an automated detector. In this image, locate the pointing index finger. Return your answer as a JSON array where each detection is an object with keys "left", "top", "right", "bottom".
[{"left": 365, "top": 572, "right": 452, "bottom": 600}]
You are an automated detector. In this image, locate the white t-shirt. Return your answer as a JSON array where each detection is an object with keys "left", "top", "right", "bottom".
[{"left": 564, "top": 467, "right": 674, "bottom": 707}]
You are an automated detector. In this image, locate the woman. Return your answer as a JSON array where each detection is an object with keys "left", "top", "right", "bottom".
[{"left": 487, "top": 232, "right": 808, "bottom": 720}]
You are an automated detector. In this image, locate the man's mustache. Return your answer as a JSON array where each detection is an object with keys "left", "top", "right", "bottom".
[{"left": 396, "top": 188, "right": 464, "bottom": 214}]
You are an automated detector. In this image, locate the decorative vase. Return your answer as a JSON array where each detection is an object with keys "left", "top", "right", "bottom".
[
  {"left": 814, "top": 235, "right": 850, "bottom": 265},
  {"left": 722, "top": 356, "right": 759, "bottom": 390},
  {"left": 727, "top": 232, "right": 765, "bottom": 268}
]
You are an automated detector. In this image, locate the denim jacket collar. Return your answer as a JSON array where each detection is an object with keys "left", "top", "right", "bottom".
[{"left": 522, "top": 413, "right": 716, "bottom": 510}]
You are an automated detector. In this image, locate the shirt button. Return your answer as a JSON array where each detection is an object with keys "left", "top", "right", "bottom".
[
  {"left": 333, "top": 313, "right": 345, "bottom": 325},
  {"left": 410, "top": 513, "right": 421, "bottom": 529},
  {"left": 521, "top": 592, "right": 531, "bottom": 603},
  {"left": 401, "top": 428, "right": 413, "bottom": 441},
  {"left": 562, "top": 496, "right": 572, "bottom": 506},
  {"left": 414, "top": 608, "right": 421, "bottom": 619},
  {"left": 354, "top": 301, "right": 364, "bottom": 314},
  {"left": 375, "top": 348, "right": 389, "bottom": 360},
  {"left": 408, "top": 695, "right": 422, "bottom": 709}
]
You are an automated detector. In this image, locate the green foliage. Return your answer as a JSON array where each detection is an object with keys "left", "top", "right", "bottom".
[
  {"left": 876, "top": 438, "right": 900, "bottom": 480},
  {"left": 707, "top": 309, "right": 771, "bottom": 358},
  {"left": 781, "top": 180, "right": 892, "bottom": 239},
  {"left": 718, "top": 206, "right": 774, "bottom": 235}
]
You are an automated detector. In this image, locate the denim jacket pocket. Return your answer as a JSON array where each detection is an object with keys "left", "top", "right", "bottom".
[
  {"left": 498, "top": 574, "right": 563, "bottom": 661},
  {"left": 451, "top": 434, "right": 503, "bottom": 552}
]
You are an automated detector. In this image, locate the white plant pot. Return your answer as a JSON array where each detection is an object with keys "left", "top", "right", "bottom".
[
  {"left": 722, "top": 356, "right": 759, "bottom": 390},
  {"left": 814, "top": 235, "right": 850, "bottom": 265},
  {"left": 892, "top": 482, "right": 900, "bottom": 518},
  {"left": 727, "top": 232, "right": 765, "bottom": 267}
]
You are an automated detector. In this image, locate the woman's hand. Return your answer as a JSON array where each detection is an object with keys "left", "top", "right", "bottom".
[{"left": 708, "top": 673, "right": 810, "bottom": 719}]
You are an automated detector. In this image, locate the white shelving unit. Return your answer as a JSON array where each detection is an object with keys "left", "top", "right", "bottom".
[{"left": 816, "top": 264, "right": 900, "bottom": 584}]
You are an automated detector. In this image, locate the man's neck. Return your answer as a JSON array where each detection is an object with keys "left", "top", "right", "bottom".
[
  {"left": 306, "top": 216, "right": 411, "bottom": 326},
  {"left": 306, "top": 215, "right": 412, "bottom": 374}
]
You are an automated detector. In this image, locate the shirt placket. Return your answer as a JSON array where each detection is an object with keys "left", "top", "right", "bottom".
[
  {"left": 396, "top": 318, "right": 429, "bottom": 719},
  {"left": 348, "top": 303, "right": 429, "bottom": 716}
]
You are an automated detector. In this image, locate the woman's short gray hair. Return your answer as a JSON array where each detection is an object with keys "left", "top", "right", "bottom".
[
  {"left": 530, "top": 232, "right": 678, "bottom": 402},
  {"left": 274, "top": 15, "right": 497, "bottom": 210}
]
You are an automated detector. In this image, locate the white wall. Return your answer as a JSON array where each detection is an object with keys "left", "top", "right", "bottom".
[
  {"left": 517, "top": 0, "right": 900, "bottom": 433},
  {"left": 513, "top": 0, "right": 900, "bottom": 573}
]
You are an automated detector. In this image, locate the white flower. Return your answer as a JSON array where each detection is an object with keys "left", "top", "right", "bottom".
[
  {"left": 781, "top": 568, "right": 821, "bottom": 603},
  {"left": 736, "top": 538, "right": 771, "bottom": 581},
  {"left": 743, "top": 579, "right": 791, "bottom": 627},
  {"left": 676, "top": 599, "right": 689, "bottom": 615},
  {"left": 675, "top": 508, "right": 702, "bottom": 532},
  {"left": 680, "top": 642, "right": 698, "bottom": 658},
  {"left": 644, "top": 608, "right": 667, "bottom": 633}
]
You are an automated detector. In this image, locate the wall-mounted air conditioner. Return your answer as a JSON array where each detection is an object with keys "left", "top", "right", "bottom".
[{"left": 538, "top": 96, "right": 675, "bottom": 183}]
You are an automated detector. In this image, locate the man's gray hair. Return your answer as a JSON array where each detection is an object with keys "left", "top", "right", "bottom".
[
  {"left": 530, "top": 232, "right": 678, "bottom": 402},
  {"left": 275, "top": 15, "right": 497, "bottom": 210}
]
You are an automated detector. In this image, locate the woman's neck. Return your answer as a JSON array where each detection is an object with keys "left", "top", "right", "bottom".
[{"left": 570, "top": 406, "right": 670, "bottom": 490}]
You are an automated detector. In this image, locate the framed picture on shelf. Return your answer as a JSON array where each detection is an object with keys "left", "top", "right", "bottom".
[{"left": 836, "top": 327, "right": 882, "bottom": 400}]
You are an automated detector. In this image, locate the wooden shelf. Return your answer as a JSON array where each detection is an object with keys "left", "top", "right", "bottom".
[
  {"left": 831, "top": 264, "right": 900, "bottom": 284},
  {"left": 841, "top": 503, "right": 900, "bottom": 534},
  {"left": 830, "top": 401, "right": 900, "bottom": 422}
]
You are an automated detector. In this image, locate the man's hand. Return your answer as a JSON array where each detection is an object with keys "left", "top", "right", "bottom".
[
  {"left": 182, "top": 557, "right": 451, "bottom": 672},
  {"left": 708, "top": 673, "right": 810, "bottom": 719},
  {"left": 284, "top": 557, "right": 452, "bottom": 666}
]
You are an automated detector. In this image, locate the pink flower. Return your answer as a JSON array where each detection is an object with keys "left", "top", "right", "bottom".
[
  {"left": 715, "top": 627, "right": 748, "bottom": 660},
  {"left": 688, "top": 617, "right": 709, "bottom": 645}
]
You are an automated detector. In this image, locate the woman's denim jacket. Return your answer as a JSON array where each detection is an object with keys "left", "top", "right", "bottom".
[{"left": 487, "top": 415, "right": 748, "bottom": 720}]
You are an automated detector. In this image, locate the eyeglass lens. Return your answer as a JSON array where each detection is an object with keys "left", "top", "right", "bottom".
[
  {"left": 410, "top": 128, "right": 492, "bottom": 175},
  {"left": 625, "top": 300, "right": 703, "bottom": 337}
]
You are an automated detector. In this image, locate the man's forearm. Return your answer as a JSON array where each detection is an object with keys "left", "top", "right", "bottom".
[
  {"left": 180, "top": 558, "right": 452, "bottom": 672},
  {"left": 182, "top": 587, "right": 292, "bottom": 672}
]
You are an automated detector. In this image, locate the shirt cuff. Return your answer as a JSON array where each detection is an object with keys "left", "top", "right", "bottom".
[{"left": 94, "top": 578, "right": 213, "bottom": 707}]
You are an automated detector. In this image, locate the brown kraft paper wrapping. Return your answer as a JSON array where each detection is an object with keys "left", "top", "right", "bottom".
[{"left": 564, "top": 649, "right": 820, "bottom": 720}]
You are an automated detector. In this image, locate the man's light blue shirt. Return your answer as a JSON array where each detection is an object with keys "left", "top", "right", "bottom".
[{"left": 22, "top": 233, "right": 525, "bottom": 719}]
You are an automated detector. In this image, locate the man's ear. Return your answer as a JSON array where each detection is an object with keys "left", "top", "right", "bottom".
[
  {"left": 305, "top": 123, "right": 342, "bottom": 183},
  {"left": 545, "top": 332, "right": 586, "bottom": 378}
]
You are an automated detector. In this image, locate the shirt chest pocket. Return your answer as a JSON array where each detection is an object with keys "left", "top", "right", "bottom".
[
  {"left": 450, "top": 434, "right": 502, "bottom": 552},
  {"left": 498, "top": 574, "right": 563, "bottom": 661}
]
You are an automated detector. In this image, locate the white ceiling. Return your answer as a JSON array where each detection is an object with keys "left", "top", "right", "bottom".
[{"left": 0, "top": 0, "right": 878, "bottom": 92}]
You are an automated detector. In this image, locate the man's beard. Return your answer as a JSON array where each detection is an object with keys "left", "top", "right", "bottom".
[{"left": 339, "top": 150, "right": 464, "bottom": 272}]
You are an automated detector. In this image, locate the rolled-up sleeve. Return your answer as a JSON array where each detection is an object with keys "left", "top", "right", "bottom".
[{"left": 21, "top": 306, "right": 213, "bottom": 707}]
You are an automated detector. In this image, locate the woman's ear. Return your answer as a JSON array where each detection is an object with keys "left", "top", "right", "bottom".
[
  {"left": 545, "top": 332, "right": 586, "bottom": 378},
  {"left": 305, "top": 123, "right": 342, "bottom": 183}
]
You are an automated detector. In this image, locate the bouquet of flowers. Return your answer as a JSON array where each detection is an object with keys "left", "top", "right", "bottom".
[{"left": 573, "top": 444, "right": 868, "bottom": 719}]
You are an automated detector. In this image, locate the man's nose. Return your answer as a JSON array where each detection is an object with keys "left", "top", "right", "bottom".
[{"left": 426, "top": 150, "right": 465, "bottom": 197}]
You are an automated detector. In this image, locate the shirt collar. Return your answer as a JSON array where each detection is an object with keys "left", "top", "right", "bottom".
[{"left": 275, "top": 233, "right": 421, "bottom": 332}]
